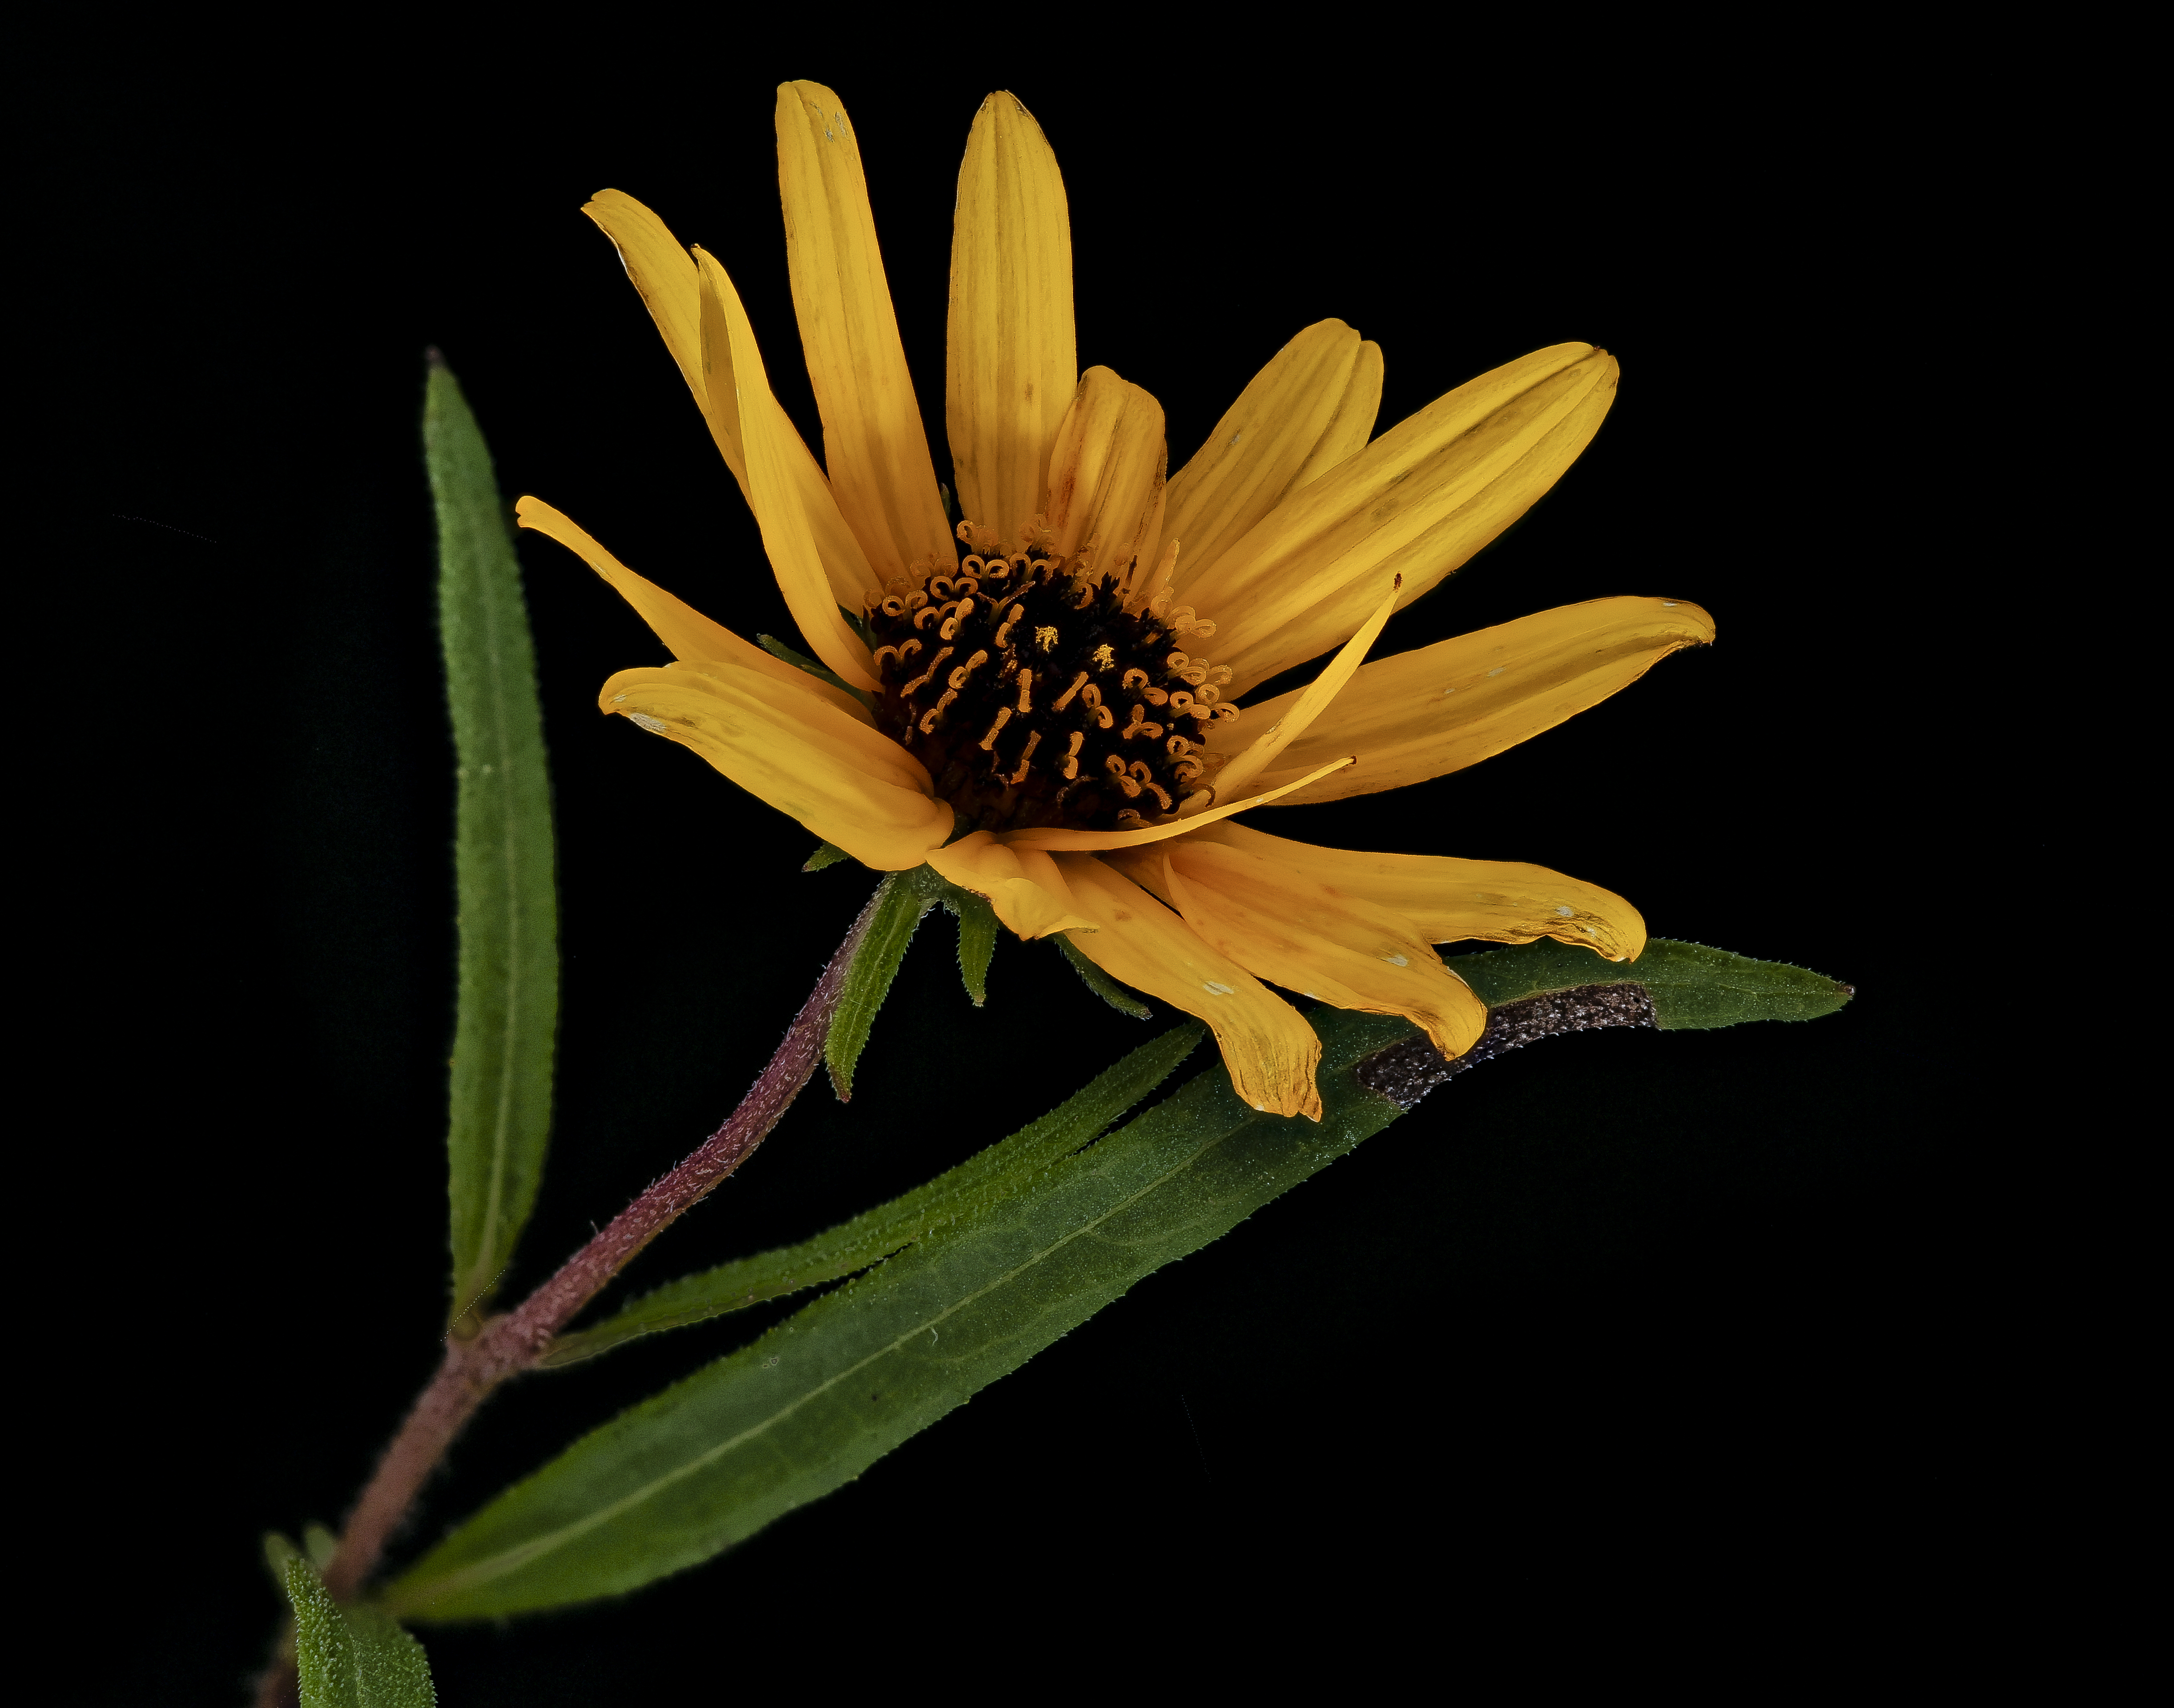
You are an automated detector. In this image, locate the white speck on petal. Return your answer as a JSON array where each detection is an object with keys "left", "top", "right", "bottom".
[
  {"left": 1662, "top": 600, "right": 1679, "bottom": 608},
  {"left": 1556, "top": 905, "right": 1575, "bottom": 916},
  {"left": 1442, "top": 686, "right": 1456, "bottom": 695},
  {"left": 628, "top": 713, "right": 668, "bottom": 733},
  {"left": 1379, "top": 953, "right": 1409, "bottom": 967},
  {"left": 1485, "top": 666, "right": 1506, "bottom": 678},
  {"left": 1579, "top": 925, "right": 1595, "bottom": 935},
  {"left": 1300, "top": 991, "right": 1321, "bottom": 1000},
  {"left": 1202, "top": 980, "right": 1236, "bottom": 996},
  {"left": 611, "top": 693, "right": 630, "bottom": 703}
]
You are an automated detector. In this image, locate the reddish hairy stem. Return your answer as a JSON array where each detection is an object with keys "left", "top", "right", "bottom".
[{"left": 312, "top": 886, "right": 881, "bottom": 1609}]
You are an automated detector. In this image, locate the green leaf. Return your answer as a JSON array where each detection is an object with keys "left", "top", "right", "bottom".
[
  {"left": 386, "top": 1009, "right": 1410, "bottom": 1620},
  {"left": 802, "top": 841, "right": 853, "bottom": 873},
  {"left": 757, "top": 633, "right": 868, "bottom": 705},
  {"left": 1449, "top": 938, "right": 1852, "bottom": 1029},
  {"left": 1055, "top": 932, "right": 1151, "bottom": 1019},
  {"left": 426, "top": 358, "right": 558, "bottom": 1328},
  {"left": 824, "top": 871, "right": 936, "bottom": 1100},
  {"left": 280, "top": 1554, "right": 438, "bottom": 1707},
  {"left": 538, "top": 1023, "right": 1205, "bottom": 1366},
  {"left": 389, "top": 940, "right": 1848, "bottom": 1621},
  {"left": 942, "top": 885, "right": 999, "bottom": 1007}
]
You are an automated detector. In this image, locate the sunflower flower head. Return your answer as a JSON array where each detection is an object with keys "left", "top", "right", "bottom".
[{"left": 519, "top": 81, "right": 1716, "bottom": 1120}]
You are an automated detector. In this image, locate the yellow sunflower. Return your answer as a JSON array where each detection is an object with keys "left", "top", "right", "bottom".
[{"left": 517, "top": 81, "right": 1715, "bottom": 1121}]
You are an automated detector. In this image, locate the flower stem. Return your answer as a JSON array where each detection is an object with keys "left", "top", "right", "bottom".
[{"left": 305, "top": 883, "right": 883, "bottom": 1625}]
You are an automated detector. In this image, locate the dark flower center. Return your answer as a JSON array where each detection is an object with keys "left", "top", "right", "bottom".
[{"left": 866, "top": 531, "right": 1239, "bottom": 834}]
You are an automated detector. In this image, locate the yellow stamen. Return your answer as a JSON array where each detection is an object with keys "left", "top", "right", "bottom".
[
  {"left": 1004, "top": 730, "right": 1042, "bottom": 784},
  {"left": 902, "top": 645, "right": 954, "bottom": 696},
  {"left": 919, "top": 687, "right": 958, "bottom": 733}
]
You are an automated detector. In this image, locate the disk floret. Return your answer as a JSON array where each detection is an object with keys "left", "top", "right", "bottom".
[{"left": 866, "top": 522, "right": 1239, "bottom": 833}]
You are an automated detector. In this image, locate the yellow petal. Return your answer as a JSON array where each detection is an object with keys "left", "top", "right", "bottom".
[
  {"left": 1181, "top": 820, "right": 1647, "bottom": 962},
  {"left": 1054, "top": 854, "right": 1321, "bottom": 1119},
  {"left": 1159, "top": 321, "right": 1381, "bottom": 590},
  {"left": 582, "top": 190, "right": 748, "bottom": 500},
  {"left": 1189, "top": 344, "right": 1619, "bottom": 694},
  {"left": 1207, "top": 596, "right": 1715, "bottom": 804},
  {"left": 1108, "top": 841, "right": 1487, "bottom": 1059},
  {"left": 1208, "top": 575, "right": 1399, "bottom": 803},
  {"left": 1043, "top": 367, "right": 1167, "bottom": 575},
  {"left": 926, "top": 831, "right": 1097, "bottom": 939},
  {"left": 995, "top": 753, "right": 1354, "bottom": 852},
  {"left": 599, "top": 661, "right": 950, "bottom": 869},
  {"left": 515, "top": 496, "right": 872, "bottom": 725},
  {"left": 775, "top": 82, "right": 956, "bottom": 582},
  {"left": 694, "top": 249, "right": 881, "bottom": 690},
  {"left": 947, "top": 93, "right": 1075, "bottom": 545},
  {"left": 581, "top": 194, "right": 705, "bottom": 411}
]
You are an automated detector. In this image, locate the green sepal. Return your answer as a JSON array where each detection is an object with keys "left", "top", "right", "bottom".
[
  {"left": 824, "top": 871, "right": 938, "bottom": 1101},
  {"left": 1055, "top": 932, "right": 1150, "bottom": 1019},
  {"left": 279, "top": 1553, "right": 438, "bottom": 1707},
  {"left": 757, "top": 633, "right": 870, "bottom": 708},
  {"left": 941, "top": 884, "right": 999, "bottom": 1007},
  {"left": 802, "top": 841, "right": 853, "bottom": 873},
  {"left": 538, "top": 1023, "right": 1204, "bottom": 1366},
  {"left": 1450, "top": 937, "right": 1853, "bottom": 1029},
  {"left": 426, "top": 358, "right": 559, "bottom": 1330}
]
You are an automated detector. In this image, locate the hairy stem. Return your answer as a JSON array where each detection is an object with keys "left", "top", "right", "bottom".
[{"left": 311, "top": 884, "right": 882, "bottom": 1615}]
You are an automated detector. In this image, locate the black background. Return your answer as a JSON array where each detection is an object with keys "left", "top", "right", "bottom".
[{"left": 43, "top": 42, "right": 1979, "bottom": 1702}]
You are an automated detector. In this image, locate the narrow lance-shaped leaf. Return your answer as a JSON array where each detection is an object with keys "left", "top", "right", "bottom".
[
  {"left": 389, "top": 940, "right": 1847, "bottom": 1620},
  {"left": 539, "top": 1023, "right": 1205, "bottom": 1366},
  {"left": 388, "top": 1005, "right": 1414, "bottom": 1619},
  {"left": 427, "top": 357, "right": 559, "bottom": 1328},
  {"left": 275, "top": 1545, "right": 438, "bottom": 1707}
]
